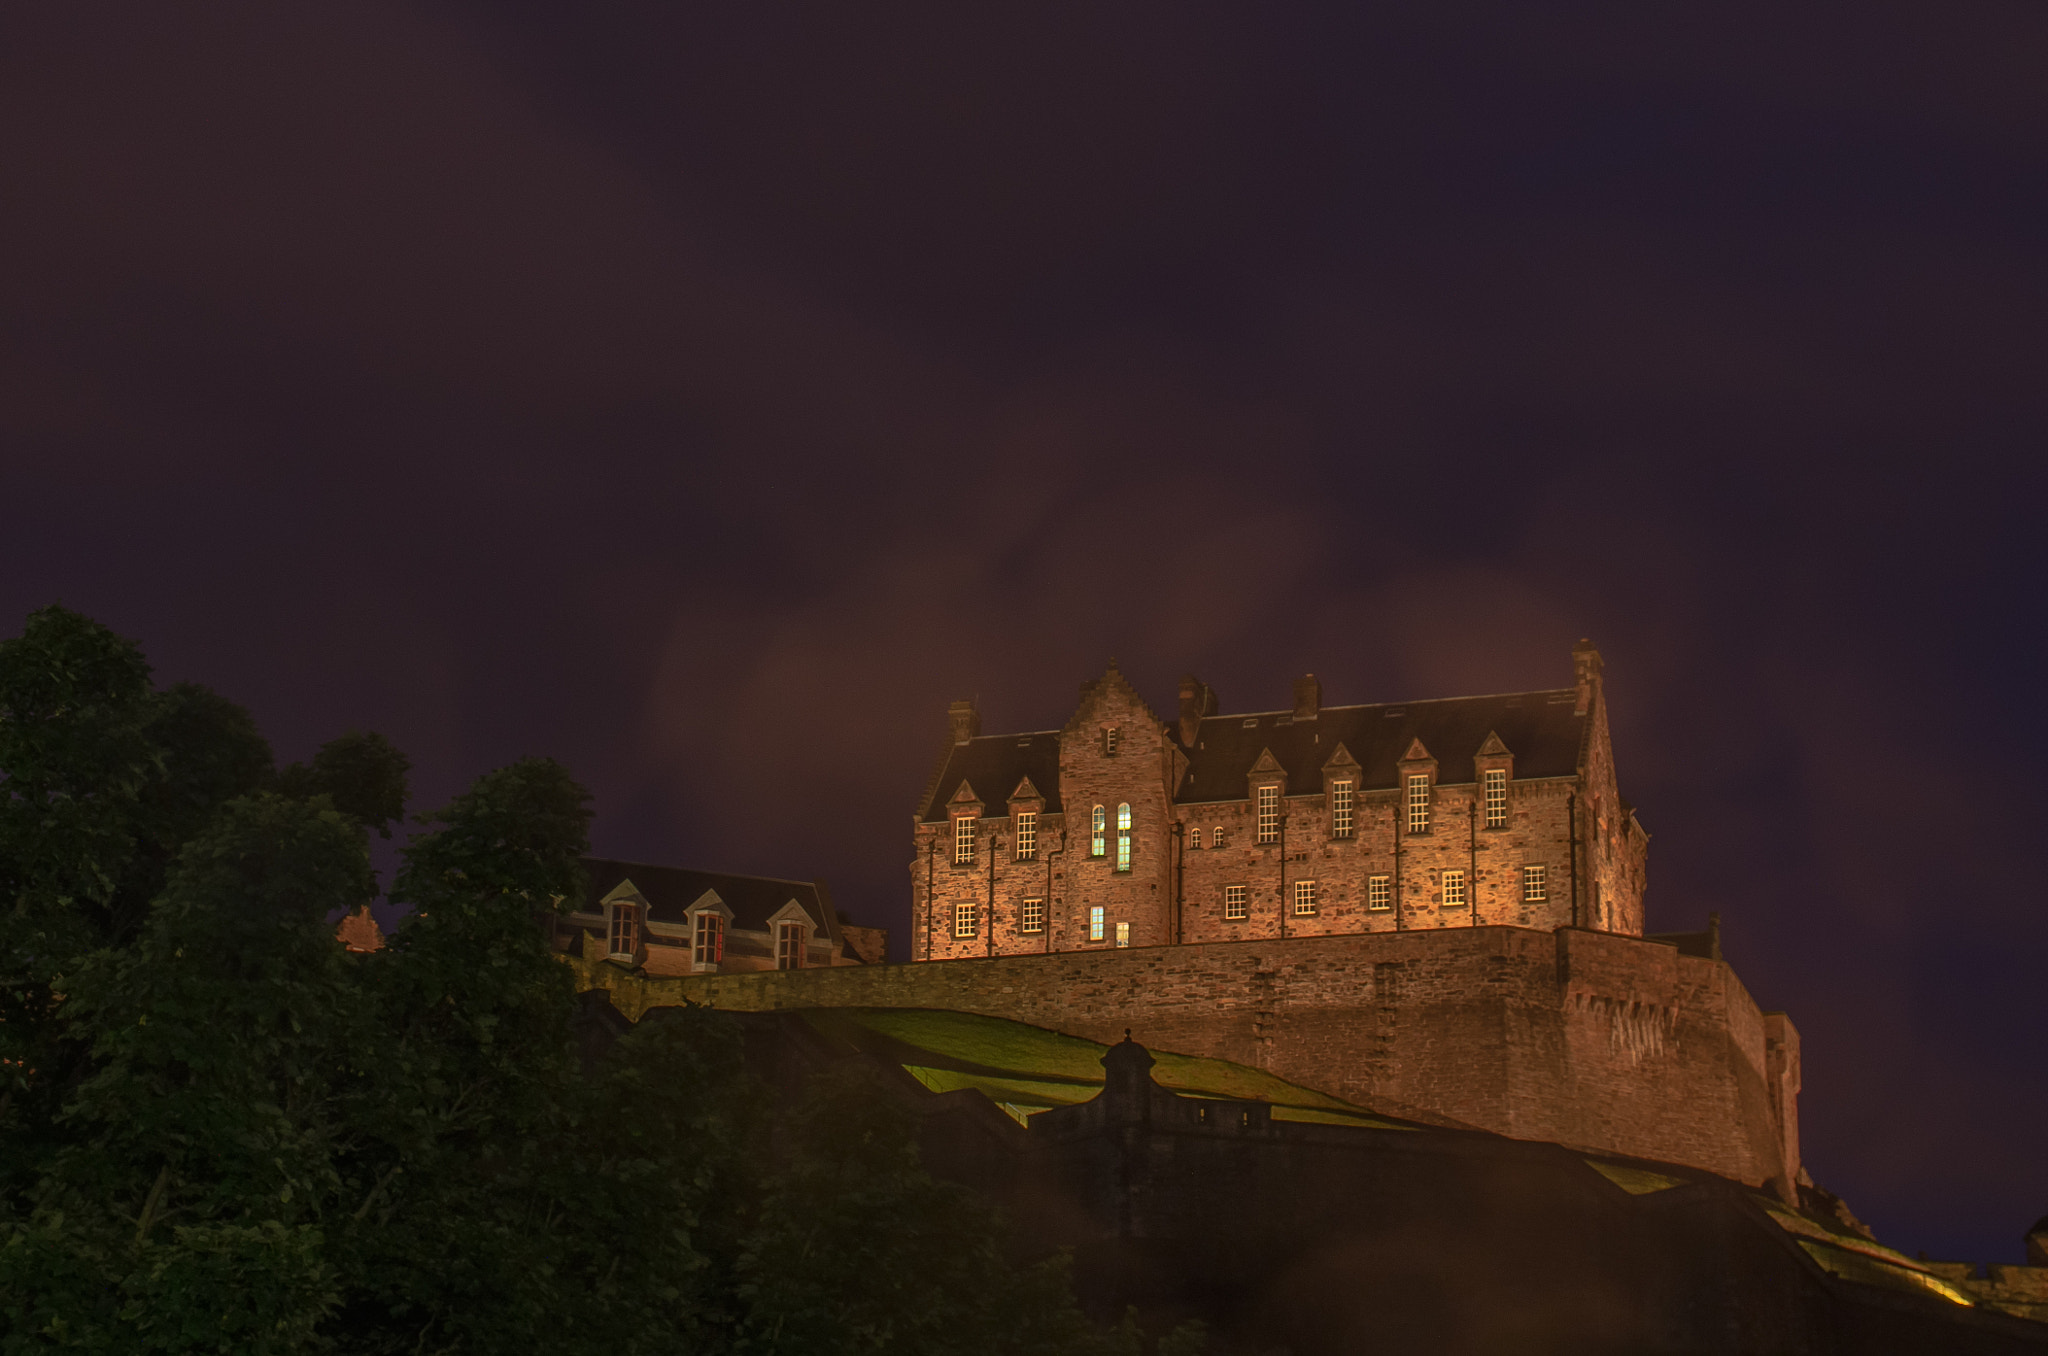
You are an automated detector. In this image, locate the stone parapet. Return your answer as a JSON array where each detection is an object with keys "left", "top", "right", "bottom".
[{"left": 565, "top": 923, "right": 1795, "bottom": 1189}]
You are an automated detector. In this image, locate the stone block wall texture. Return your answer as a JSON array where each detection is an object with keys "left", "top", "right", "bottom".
[{"left": 571, "top": 923, "right": 1797, "bottom": 1191}]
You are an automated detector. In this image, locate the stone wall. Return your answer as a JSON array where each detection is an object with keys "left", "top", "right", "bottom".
[{"left": 569, "top": 922, "right": 1797, "bottom": 1191}]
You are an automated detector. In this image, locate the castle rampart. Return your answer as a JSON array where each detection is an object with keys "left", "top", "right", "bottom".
[{"left": 568, "top": 922, "right": 1798, "bottom": 1193}]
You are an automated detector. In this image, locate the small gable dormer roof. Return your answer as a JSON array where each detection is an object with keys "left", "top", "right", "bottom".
[
  {"left": 1248, "top": 747, "right": 1286, "bottom": 779},
  {"left": 1009, "top": 775, "right": 1046, "bottom": 805},
  {"left": 1475, "top": 730, "right": 1513, "bottom": 759},
  {"left": 1322, "top": 741, "right": 1361, "bottom": 770},
  {"left": 1399, "top": 737, "right": 1434, "bottom": 765},
  {"left": 580, "top": 858, "right": 838, "bottom": 942},
  {"left": 1173, "top": 688, "right": 1584, "bottom": 805}
]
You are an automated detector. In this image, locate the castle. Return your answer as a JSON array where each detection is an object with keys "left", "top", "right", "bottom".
[{"left": 911, "top": 639, "right": 1644, "bottom": 957}]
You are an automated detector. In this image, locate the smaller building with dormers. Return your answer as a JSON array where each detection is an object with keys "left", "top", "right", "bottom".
[
  {"left": 910, "top": 641, "right": 1648, "bottom": 961},
  {"left": 558, "top": 857, "right": 887, "bottom": 976}
]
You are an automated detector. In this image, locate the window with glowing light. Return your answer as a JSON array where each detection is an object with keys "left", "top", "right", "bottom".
[
  {"left": 1367, "top": 875, "right": 1391, "bottom": 911},
  {"left": 1115, "top": 921, "right": 1131, "bottom": 948},
  {"left": 1020, "top": 897, "right": 1044, "bottom": 933},
  {"left": 953, "top": 901, "right": 978, "bottom": 939},
  {"left": 1483, "top": 769, "right": 1508, "bottom": 828},
  {"left": 1223, "top": 884, "right": 1248, "bottom": 920},
  {"left": 1406, "top": 775, "right": 1431, "bottom": 834},
  {"left": 1523, "top": 864, "right": 1547, "bottom": 902},
  {"left": 1091, "top": 805, "right": 1106, "bottom": 857},
  {"left": 1015, "top": 811, "right": 1037, "bottom": 859},
  {"left": 1088, "top": 906, "right": 1105, "bottom": 942},
  {"left": 1293, "top": 879, "right": 1317, "bottom": 916},
  {"left": 1115, "top": 803, "right": 1132, "bottom": 872},
  {"left": 1442, "top": 869, "right": 1466, "bottom": 908},
  {"left": 1256, "top": 785, "right": 1280, "bottom": 843},
  {"left": 954, "top": 814, "right": 977, "bottom": 865}
]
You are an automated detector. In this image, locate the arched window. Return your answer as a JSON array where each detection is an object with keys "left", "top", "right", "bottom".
[
  {"left": 1188, "top": 827, "right": 1203, "bottom": 851},
  {"left": 1104, "top": 726, "right": 1121, "bottom": 756},
  {"left": 1091, "top": 805, "right": 1106, "bottom": 857},
  {"left": 1115, "top": 803, "right": 1132, "bottom": 872}
]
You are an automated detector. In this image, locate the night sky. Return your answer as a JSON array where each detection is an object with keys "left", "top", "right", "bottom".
[{"left": 5, "top": 2, "right": 2045, "bottom": 1265}]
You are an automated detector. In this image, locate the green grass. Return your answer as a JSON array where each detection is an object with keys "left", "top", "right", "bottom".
[{"left": 803, "top": 1007, "right": 1417, "bottom": 1131}]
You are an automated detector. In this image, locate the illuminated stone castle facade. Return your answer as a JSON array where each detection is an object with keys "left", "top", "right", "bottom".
[{"left": 910, "top": 641, "right": 1647, "bottom": 961}]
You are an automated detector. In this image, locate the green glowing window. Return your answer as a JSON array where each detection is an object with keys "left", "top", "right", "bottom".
[
  {"left": 1115, "top": 803, "right": 1132, "bottom": 871},
  {"left": 1091, "top": 805, "right": 1106, "bottom": 857}
]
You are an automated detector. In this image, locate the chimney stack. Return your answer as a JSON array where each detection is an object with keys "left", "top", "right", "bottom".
[
  {"left": 1292, "top": 673, "right": 1322, "bottom": 722},
  {"left": 1572, "top": 640, "right": 1603, "bottom": 716},
  {"left": 947, "top": 698, "right": 980, "bottom": 745},
  {"left": 1178, "top": 675, "right": 1216, "bottom": 745}
]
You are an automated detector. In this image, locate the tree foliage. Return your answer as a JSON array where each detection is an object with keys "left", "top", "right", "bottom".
[{"left": 0, "top": 608, "right": 1198, "bottom": 1356}]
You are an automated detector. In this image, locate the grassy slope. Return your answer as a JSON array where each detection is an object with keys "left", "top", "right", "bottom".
[{"left": 799, "top": 1006, "right": 1416, "bottom": 1128}]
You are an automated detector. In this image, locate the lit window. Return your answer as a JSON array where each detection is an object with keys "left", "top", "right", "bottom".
[
  {"left": 1016, "top": 810, "right": 1037, "bottom": 860},
  {"left": 1406, "top": 774, "right": 1431, "bottom": 834},
  {"left": 1188, "top": 827, "right": 1202, "bottom": 851},
  {"left": 953, "top": 901, "right": 978, "bottom": 939},
  {"left": 1115, "top": 803, "right": 1132, "bottom": 872},
  {"left": 954, "top": 815, "right": 977, "bottom": 865},
  {"left": 692, "top": 912, "right": 724, "bottom": 966},
  {"left": 1293, "top": 879, "right": 1317, "bottom": 916},
  {"left": 1523, "top": 864, "right": 1547, "bottom": 902},
  {"left": 1115, "top": 921, "right": 1131, "bottom": 948},
  {"left": 608, "top": 902, "right": 639, "bottom": 959},
  {"left": 777, "top": 921, "right": 807, "bottom": 969},
  {"left": 1091, "top": 805, "right": 1106, "bottom": 857},
  {"left": 1223, "top": 884, "right": 1248, "bottom": 920},
  {"left": 1020, "top": 897, "right": 1045, "bottom": 933},
  {"left": 1256, "top": 785, "right": 1280, "bottom": 843},
  {"left": 1213, "top": 826, "right": 1226, "bottom": 848},
  {"left": 1367, "top": 875, "right": 1391, "bottom": 911},
  {"left": 1442, "top": 869, "right": 1466, "bottom": 908},
  {"left": 1104, "top": 726, "right": 1121, "bottom": 756},
  {"left": 1331, "top": 780, "right": 1355, "bottom": 838},
  {"left": 1483, "top": 769, "right": 1508, "bottom": 828},
  {"left": 1089, "top": 906, "right": 1105, "bottom": 942}
]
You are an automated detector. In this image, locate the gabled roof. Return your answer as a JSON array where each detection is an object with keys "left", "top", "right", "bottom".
[
  {"left": 1176, "top": 689, "right": 1584, "bottom": 804},
  {"left": 919, "top": 731, "right": 1063, "bottom": 823},
  {"left": 582, "top": 857, "right": 839, "bottom": 940}
]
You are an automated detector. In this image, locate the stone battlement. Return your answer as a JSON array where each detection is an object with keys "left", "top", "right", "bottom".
[{"left": 567, "top": 921, "right": 1800, "bottom": 1192}]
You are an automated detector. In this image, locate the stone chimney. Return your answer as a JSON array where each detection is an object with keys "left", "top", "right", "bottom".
[
  {"left": 1292, "top": 673, "right": 1321, "bottom": 721},
  {"left": 948, "top": 698, "right": 980, "bottom": 745},
  {"left": 2027, "top": 1215, "right": 2048, "bottom": 1267},
  {"left": 1177, "top": 675, "right": 1216, "bottom": 745},
  {"left": 1573, "top": 639, "right": 1603, "bottom": 716}
]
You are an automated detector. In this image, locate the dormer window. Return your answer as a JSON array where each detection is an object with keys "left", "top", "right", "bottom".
[
  {"left": 776, "top": 921, "right": 807, "bottom": 969},
  {"left": 1256, "top": 786, "right": 1280, "bottom": 843},
  {"left": 1406, "top": 774, "right": 1431, "bottom": 834},
  {"left": 1015, "top": 810, "right": 1037, "bottom": 859},
  {"left": 1104, "top": 726, "right": 1121, "bottom": 756},
  {"left": 953, "top": 814, "right": 977, "bottom": 865},
  {"left": 1483, "top": 769, "right": 1508, "bottom": 828},
  {"left": 1091, "top": 805, "right": 1106, "bottom": 857},
  {"left": 692, "top": 912, "right": 724, "bottom": 966},
  {"left": 608, "top": 902, "right": 639, "bottom": 960},
  {"left": 1330, "top": 780, "right": 1355, "bottom": 838},
  {"left": 1115, "top": 803, "right": 1133, "bottom": 872}
]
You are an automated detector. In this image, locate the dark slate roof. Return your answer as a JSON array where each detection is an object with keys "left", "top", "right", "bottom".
[
  {"left": 919, "top": 731, "right": 1063, "bottom": 823},
  {"left": 1178, "top": 689, "right": 1585, "bottom": 803},
  {"left": 582, "top": 857, "right": 838, "bottom": 940}
]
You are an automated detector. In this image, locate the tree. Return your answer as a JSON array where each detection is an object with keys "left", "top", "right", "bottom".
[{"left": 274, "top": 733, "right": 408, "bottom": 841}]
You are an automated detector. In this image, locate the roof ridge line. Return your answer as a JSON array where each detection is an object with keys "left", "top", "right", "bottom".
[
  {"left": 1213, "top": 687, "right": 1576, "bottom": 720},
  {"left": 582, "top": 856, "right": 822, "bottom": 889}
]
